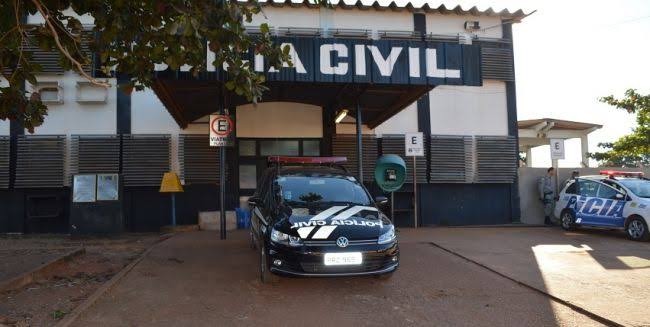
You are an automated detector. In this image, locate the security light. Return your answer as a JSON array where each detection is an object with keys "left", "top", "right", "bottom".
[{"left": 334, "top": 109, "right": 348, "bottom": 123}]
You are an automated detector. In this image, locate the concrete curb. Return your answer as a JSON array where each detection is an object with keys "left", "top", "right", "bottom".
[
  {"left": 0, "top": 247, "right": 86, "bottom": 293},
  {"left": 54, "top": 234, "right": 173, "bottom": 327},
  {"left": 428, "top": 242, "right": 624, "bottom": 327}
]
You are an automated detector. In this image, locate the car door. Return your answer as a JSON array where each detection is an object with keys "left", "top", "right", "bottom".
[
  {"left": 594, "top": 182, "right": 627, "bottom": 228},
  {"left": 573, "top": 179, "right": 602, "bottom": 226},
  {"left": 575, "top": 179, "right": 625, "bottom": 227}
]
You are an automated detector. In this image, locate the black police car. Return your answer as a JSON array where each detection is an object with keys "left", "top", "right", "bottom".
[{"left": 248, "top": 156, "right": 399, "bottom": 283}]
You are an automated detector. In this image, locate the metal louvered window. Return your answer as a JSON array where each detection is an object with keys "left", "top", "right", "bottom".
[
  {"left": 481, "top": 47, "right": 514, "bottom": 81},
  {"left": 15, "top": 135, "right": 66, "bottom": 188},
  {"left": 332, "top": 134, "right": 377, "bottom": 182},
  {"left": 0, "top": 137, "right": 9, "bottom": 189},
  {"left": 122, "top": 135, "right": 171, "bottom": 187},
  {"left": 381, "top": 135, "right": 427, "bottom": 184},
  {"left": 475, "top": 136, "right": 517, "bottom": 183},
  {"left": 5, "top": 29, "right": 93, "bottom": 75},
  {"left": 70, "top": 135, "right": 120, "bottom": 175},
  {"left": 179, "top": 134, "right": 222, "bottom": 185},
  {"left": 430, "top": 136, "right": 473, "bottom": 183}
]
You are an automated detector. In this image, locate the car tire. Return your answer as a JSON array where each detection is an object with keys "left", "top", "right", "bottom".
[
  {"left": 626, "top": 216, "right": 650, "bottom": 242},
  {"left": 259, "top": 243, "right": 278, "bottom": 284},
  {"left": 560, "top": 210, "right": 576, "bottom": 231}
]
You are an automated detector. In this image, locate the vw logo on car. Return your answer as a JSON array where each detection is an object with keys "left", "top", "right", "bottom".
[{"left": 336, "top": 237, "right": 349, "bottom": 248}]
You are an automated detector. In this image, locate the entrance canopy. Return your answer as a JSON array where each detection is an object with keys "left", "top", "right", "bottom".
[
  {"left": 152, "top": 36, "right": 482, "bottom": 129},
  {"left": 518, "top": 118, "right": 602, "bottom": 167}
]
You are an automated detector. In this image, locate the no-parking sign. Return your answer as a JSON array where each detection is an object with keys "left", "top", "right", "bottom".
[{"left": 209, "top": 115, "right": 234, "bottom": 147}]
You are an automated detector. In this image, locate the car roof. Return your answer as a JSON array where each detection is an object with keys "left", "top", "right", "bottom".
[
  {"left": 273, "top": 166, "right": 353, "bottom": 177},
  {"left": 579, "top": 176, "right": 641, "bottom": 182}
]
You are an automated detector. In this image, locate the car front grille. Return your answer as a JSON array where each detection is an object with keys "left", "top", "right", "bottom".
[
  {"left": 303, "top": 239, "right": 378, "bottom": 247},
  {"left": 299, "top": 253, "right": 392, "bottom": 273}
]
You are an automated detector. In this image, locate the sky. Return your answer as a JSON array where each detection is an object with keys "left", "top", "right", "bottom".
[{"left": 388, "top": 0, "right": 650, "bottom": 167}]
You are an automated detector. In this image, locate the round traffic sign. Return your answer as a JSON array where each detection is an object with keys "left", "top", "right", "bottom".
[{"left": 210, "top": 115, "right": 233, "bottom": 137}]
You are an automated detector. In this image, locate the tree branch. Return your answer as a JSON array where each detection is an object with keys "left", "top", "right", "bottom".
[{"left": 31, "top": 0, "right": 110, "bottom": 88}]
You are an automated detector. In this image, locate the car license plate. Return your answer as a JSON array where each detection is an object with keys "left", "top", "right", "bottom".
[{"left": 324, "top": 252, "right": 362, "bottom": 266}]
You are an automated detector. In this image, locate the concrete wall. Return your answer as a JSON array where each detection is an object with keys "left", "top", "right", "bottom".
[
  {"left": 519, "top": 167, "right": 650, "bottom": 225},
  {"left": 29, "top": 73, "right": 117, "bottom": 135},
  {"left": 236, "top": 102, "right": 322, "bottom": 138},
  {"left": 374, "top": 102, "right": 418, "bottom": 135},
  {"left": 429, "top": 80, "right": 508, "bottom": 136}
]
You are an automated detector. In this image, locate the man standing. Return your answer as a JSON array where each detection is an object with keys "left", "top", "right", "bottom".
[{"left": 538, "top": 167, "right": 556, "bottom": 225}]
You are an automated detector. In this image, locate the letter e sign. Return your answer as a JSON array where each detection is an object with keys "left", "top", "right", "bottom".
[{"left": 405, "top": 132, "right": 424, "bottom": 157}]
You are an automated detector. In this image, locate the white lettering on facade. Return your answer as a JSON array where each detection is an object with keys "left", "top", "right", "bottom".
[
  {"left": 425, "top": 48, "right": 461, "bottom": 79},
  {"left": 408, "top": 47, "right": 420, "bottom": 78},
  {"left": 268, "top": 43, "right": 306, "bottom": 73},
  {"left": 367, "top": 45, "right": 403, "bottom": 77},
  {"left": 320, "top": 43, "right": 348, "bottom": 75}
]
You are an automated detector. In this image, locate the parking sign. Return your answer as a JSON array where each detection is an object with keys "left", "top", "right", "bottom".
[
  {"left": 209, "top": 115, "right": 234, "bottom": 147},
  {"left": 550, "top": 138, "right": 565, "bottom": 160},
  {"left": 405, "top": 132, "right": 424, "bottom": 157}
]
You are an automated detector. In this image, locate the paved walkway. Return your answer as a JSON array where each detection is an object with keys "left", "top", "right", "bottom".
[
  {"left": 72, "top": 229, "right": 599, "bottom": 326},
  {"left": 423, "top": 227, "right": 650, "bottom": 326}
]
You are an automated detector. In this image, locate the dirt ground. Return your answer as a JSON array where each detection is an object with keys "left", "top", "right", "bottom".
[
  {"left": 72, "top": 230, "right": 602, "bottom": 327},
  {"left": 0, "top": 234, "right": 161, "bottom": 327}
]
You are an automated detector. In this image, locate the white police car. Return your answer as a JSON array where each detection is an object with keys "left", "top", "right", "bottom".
[{"left": 554, "top": 171, "right": 650, "bottom": 241}]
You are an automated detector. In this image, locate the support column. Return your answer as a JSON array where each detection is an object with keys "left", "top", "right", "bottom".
[
  {"left": 321, "top": 105, "right": 334, "bottom": 156},
  {"left": 356, "top": 103, "right": 363, "bottom": 182},
  {"left": 580, "top": 135, "right": 589, "bottom": 168},
  {"left": 503, "top": 21, "right": 521, "bottom": 222},
  {"left": 219, "top": 96, "right": 226, "bottom": 240}
]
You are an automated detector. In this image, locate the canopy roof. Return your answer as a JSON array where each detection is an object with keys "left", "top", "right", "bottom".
[
  {"left": 152, "top": 79, "right": 431, "bottom": 129},
  {"left": 518, "top": 118, "right": 602, "bottom": 132}
]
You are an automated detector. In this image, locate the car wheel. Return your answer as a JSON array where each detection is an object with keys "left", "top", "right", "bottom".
[
  {"left": 259, "top": 243, "right": 278, "bottom": 284},
  {"left": 626, "top": 216, "right": 650, "bottom": 241},
  {"left": 560, "top": 211, "right": 576, "bottom": 231}
]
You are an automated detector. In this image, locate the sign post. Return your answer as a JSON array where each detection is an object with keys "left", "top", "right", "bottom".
[
  {"left": 210, "top": 113, "right": 234, "bottom": 240},
  {"left": 405, "top": 132, "right": 424, "bottom": 228},
  {"left": 549, "top": 138, "right": 565, "bottom": 195}
]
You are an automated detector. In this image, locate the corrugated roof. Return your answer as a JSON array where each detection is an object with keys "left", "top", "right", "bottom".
[
  {"left": 252, "top": 0, "right": 528, "bottom": 19},
  {"left": 518, "top": 118, "right": 603, "bottom": 131}
]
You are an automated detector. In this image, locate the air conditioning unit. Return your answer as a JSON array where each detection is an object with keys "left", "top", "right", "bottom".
[
  {"left": 464, "top": 21, "right": 481, "bottom": 31},
  {"left": 30, "top": 81, "right": 64, "bottom": 104},
  {"left": 76, "top": 81, "right": 109, "bottom": 103}
]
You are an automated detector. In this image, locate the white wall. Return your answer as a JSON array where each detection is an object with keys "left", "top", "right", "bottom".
[
  {"left": 429, "top": 80, "right": 508, "bottom": 136},
  {"left": 426, "top": 13, "right": 503, "bottom": 38},
  {"left": 236, "top": 102, "right": 322, "bottom": 138},
  {"left": 252, "top": 7, "right": 413, "bottom": 32},
  {"left": 0, "top": 121, "right": 8, "bottom": 136},
  {"left": 374, "top": 102, "right": 419, "bottom": 136},
  {"left": 30, "top": 72, "right": 117, "bottom": 135}
]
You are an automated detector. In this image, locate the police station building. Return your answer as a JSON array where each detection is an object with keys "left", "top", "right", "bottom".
[{"left": 0, "top": 1, "right": 526, "bottom": 233}]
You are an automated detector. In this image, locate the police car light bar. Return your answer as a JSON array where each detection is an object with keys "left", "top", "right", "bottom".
[
  {"left": 599, "top": 170, "right": 644, "bottom": 177},
  {"left": 268, "top": 156, "right": 348, "bottom": 164}
]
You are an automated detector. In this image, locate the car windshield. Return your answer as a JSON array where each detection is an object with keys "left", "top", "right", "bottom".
[
  {"left": 618, "top": 179, "right": 650, "bottom": 198},
  {"left": 276, "top": 174, "right": 371, "bottom": 207}
]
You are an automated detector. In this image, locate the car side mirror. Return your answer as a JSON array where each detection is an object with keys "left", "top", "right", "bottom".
[
  {"left": 248, "top": 196, "right": 262, "bottom": 207},
  {"left": 375, "top": 195, "right": 389, "bottom": 206},
  {"left": 615, "top": 193, "right": 625, "bottom": 200}
]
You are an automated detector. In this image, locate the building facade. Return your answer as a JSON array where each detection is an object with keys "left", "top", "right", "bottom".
[{"left": 0, "top": 2, "right": 525, "bottom": 233}]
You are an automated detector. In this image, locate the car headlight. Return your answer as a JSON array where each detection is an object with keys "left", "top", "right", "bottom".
[
  {"left": 271, "top": 228, "right": 303, "bottom": 247},
  {"left": 378, "top": 225, "right": 396, "bottom": 244}
]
